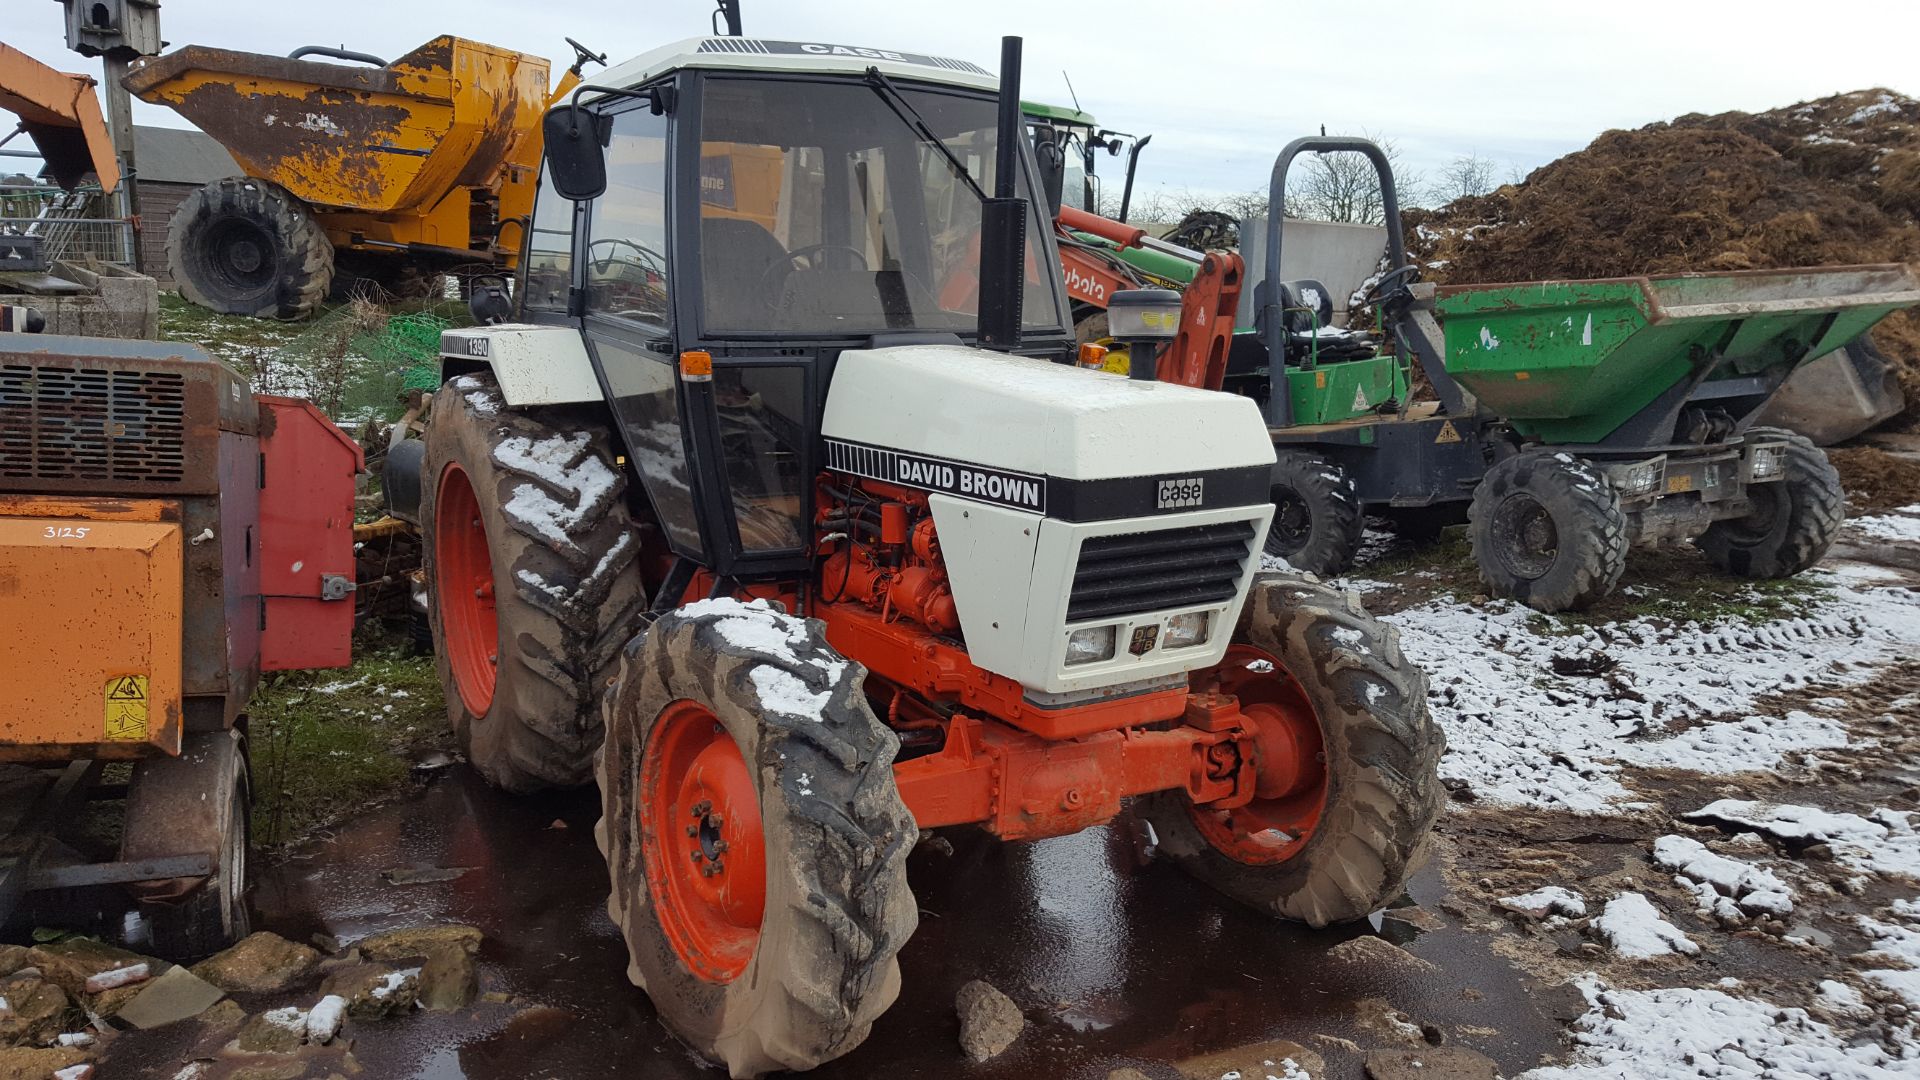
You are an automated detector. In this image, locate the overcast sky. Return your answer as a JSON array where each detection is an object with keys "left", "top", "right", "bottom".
[{"left": 7, "top": 0, "right": 1918, "bottom": 204}]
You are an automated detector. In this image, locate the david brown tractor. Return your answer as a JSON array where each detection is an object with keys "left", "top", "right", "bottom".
[{"left": 394, "top": 34, "right": 1442, "bottom": 1076}]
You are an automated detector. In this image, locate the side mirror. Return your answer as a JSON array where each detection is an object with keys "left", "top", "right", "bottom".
[
  {"left": 543, "top": 106, "right": 609, "bottom": 201},
  {"left": 1034, "top": 138, "right": 1066, "bottom": 217}
]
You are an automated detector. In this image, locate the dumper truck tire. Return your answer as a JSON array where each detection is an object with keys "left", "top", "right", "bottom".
[
  {"left": 421, "top": 375, "right": 648, "bottom": 792},
  {"left": 1265, "top": 452, "right": 1364, "bottom": 577},
  {"left": 1469, "top": 452, "right": 1628, "bottom": 612},
  {"left": 168, "top": 177, "right": 334, "bottom": 320},
  {"left": 1143, "top": 576, "right": 1443, "bottom": 927},
  {"left": 595, "top": 600, "right": 918, "bottom": 1078},
  {"left": 1697, "top": 427, "right": 1845, "bottom": 579}
]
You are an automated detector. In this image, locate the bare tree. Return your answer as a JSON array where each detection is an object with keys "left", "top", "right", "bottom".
[
  {"left": 1436, "top": 152, "right": 1500, "bottom": 204},
  {"left": 1284, "top": 133, "right": 1425, "bottom": 224}
]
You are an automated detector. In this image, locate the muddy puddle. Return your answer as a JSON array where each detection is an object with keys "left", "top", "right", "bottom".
[{"left": 103, "top": 765, "right": 1566, "bottom": 1079}]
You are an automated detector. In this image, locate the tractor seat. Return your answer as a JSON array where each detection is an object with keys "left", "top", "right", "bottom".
[{"left": 701, "top": 217, "right": 793, "bottom": 328}]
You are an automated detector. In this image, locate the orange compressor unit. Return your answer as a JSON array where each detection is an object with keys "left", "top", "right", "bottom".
[{"left": 0, "top": 332, "right": 359, "bottom": 954}]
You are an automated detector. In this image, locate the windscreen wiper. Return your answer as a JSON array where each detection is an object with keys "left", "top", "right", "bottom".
[{"left": 863, "top": 66, "right": 989, "bottom": 202}]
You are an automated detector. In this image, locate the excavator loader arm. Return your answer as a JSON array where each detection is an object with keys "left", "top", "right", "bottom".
[{"left": 0, "top": 44, "right": 119, "bottom": 193}]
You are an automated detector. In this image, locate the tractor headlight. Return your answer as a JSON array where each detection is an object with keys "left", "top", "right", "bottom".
[
  {"left": 1750, "top": 444, "right": 1785, "bottom": 480},
  {"left": 1065, "top": 625, "right": 1118, "bottom": 666},
  {"left": 1107, "top": 289, "right": 1182, "bottom": 341},
  {"left": 1164, "top": 611, "right": 1211, "bottom": 649}
]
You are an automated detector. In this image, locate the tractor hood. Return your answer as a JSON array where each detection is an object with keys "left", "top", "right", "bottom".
[{"left": 822, "top": 344, "right": 1275, "bottom": 518}]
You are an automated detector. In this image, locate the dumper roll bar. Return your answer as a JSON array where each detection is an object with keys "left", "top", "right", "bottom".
[
  {"left": 1262, "top": 136, "right": 1467, "bottom": 427},
  {"left": 287, "top": 45, "right": 389, "bottom": 67}
]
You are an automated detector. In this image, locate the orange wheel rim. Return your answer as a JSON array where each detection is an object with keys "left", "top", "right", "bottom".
[
  {"left": 640, "top": 700, "right": 766, "bottom": 983},
  {"left": 1189, "top": 644, "right": 1328, "bottom": 864},
  {"left": 434, "top": 462, "right": 498, "bottom": 717}
]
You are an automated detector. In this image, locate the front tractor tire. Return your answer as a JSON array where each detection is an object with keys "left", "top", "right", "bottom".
[
  {"left": 1144, "top": 576, "right": 1444, "bottom": 927},
  {"left": 1468, "top": 452, "right": 1629, "bottom": 613},
  {"left": 1697, "top": 428, "right": 1845, "bottom": 579},
  {"left": 168, "top": 177, "right": 334, "bottom": 320},
  {"left": 1265, "top": 451, "right": 1364, "bottom": 577},
  {"left": 595, "top": 601, "right": 918, "bottom": 1078},
  {"left": 421, "top": 375, "right": 647, "bottom": 792}
]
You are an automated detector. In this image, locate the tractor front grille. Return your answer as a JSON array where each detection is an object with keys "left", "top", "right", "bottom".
[
  {"left": 1067, "top": 520, "right": 1258, "bottom": 622},
  {"left": 0, "top": 363, "right": 189, "bottom": 485}
]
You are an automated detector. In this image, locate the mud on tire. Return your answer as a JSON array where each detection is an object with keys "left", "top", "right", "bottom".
[
  {"left": 1266, "top": 451, "right": 1364, "bottom": 577},
  {"left": 1697, "top": 427, "right": 1845, "bottom": 579},
  {"left": 1144, "top": 576, "right": 1444, "bottom": 927},
  {"left": 167, "top": 177, "right": 333, "bottom": 320},
  {"left": 421, "top": 375, "right": 646, "bottom": 792},
  {"left": 1468, "top": 452, "right": 1628, "bottom": 613},
  {"left": 595, "top": 600, "right": 918, "bottom": 1078}
]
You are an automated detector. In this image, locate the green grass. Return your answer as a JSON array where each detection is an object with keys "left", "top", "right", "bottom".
[
  {"left": 1519, "top": 546, "right": 1829, "bottom": 636},
  {"left": 246, "top": 628, "right": 448, "bottom": 847}
]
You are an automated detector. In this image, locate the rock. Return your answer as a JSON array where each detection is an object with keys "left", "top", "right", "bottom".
[
  {"left": 354, "top": 925, "right": 482, "bottom": 962},
  {"left": 319, "top": 962, "right": 419, "bottom": 1020},
  {"left": 26, "top": 940, "right": 155, "bottom": 997},
  {"left": 1325, "top": 935, "right": 1439, "bottom": 973},
  {"left": 229, "top": 1062, "right": 310, "bottom": 1080},
  {"left": 0, "top": 948, "right": 28, "bottom": 980},
  {"left": 1364, "top": 1046, "right": 1501, "bottom": 1080},
  {"left": 0, "top": 974, "right": 69, "bottom": 1047},
  {"left": 305, "top": 995, "right": 347, "bottom": 1044},
  {"left": 194, "top": 933, "right": 321, "bottom": 994},
  {"left": 954, "top": 979, "right": 1023, "bottom": 1063},
  {"left": 85, "top": 981, "right": 144, "bottom": 1019},
  {"left": 112, "top": 965, "right": 226, "bottom": 1030},
  {"left": 235, "top": 1007, "right": 308, "bottom": 1053},
  {"left": 1353, "top": 998, "right": 1428, "bottom": 1045},
  {"left": 416, "top": 944, "right": 477, "bottom": 1011},
  {"left": 1174, "top": 1041, "right": 1323, "bottom": 1079},
  {"left": 0, "top": 1046, "right": 91, "bottom": 1080},
  {"left": 199, "top": 999, "right": 248, "bottom": 1034}
]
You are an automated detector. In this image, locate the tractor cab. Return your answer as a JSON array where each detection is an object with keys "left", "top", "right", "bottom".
[{"left": 506, "top": 39, "right": 1074, "bottom": 578}]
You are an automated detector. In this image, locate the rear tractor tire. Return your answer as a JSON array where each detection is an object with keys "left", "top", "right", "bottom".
[
  {"left": 595, "top": 601, "right": 918, "bottom": 1078},
  {"left": 1697, "top": 427, "right": 1845, "bottom": 579},
  {"left": 1468, "top": 452, "right": 1628, "bottom": 613},
  {"left": 1143, "top": 576, "right": 1444, "bottom": 927},
  {"left": 421, "top": 375, "right": 648, "bottom": 792},
  {"left": 168, "top": 177, "right": 334, "bottom": 320},
  {"left": 1265, "top": 452, "right": 1364, "bottom": 578}
]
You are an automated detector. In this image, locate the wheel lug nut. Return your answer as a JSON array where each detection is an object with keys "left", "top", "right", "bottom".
[
  {"left": 686, "top": 825, "right": 699, "bottom": 837},
  {"left": 691, "top": 850, "right": 705, "bottom": 862},
  {"left": 691, "top": 800, "right": 711, "bottom": 817},
  {"left": 708, "top": 813, "right": 724, "bottom": 828},
  {"left": 713, "top": 840, "right": 729, "bottom": 854}
]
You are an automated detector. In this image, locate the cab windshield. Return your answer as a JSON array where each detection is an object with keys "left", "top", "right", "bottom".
[{"left": 694, "top": 75, "right": 1063, "bottom": 337}]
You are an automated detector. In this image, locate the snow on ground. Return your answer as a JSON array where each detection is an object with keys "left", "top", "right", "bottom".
[
  {"left": 1684, "top": 800, "right": 1920, "bottom": 880},
  {"left": 1517, "top": 975, "right": 1920, "bottom": 1078},
  {"left": 1651, "top": 834, "right": 1794, "bottom": 921},
  {"left": 1590, "top": 892, "right": 1699, "bottom": 959},
  {"left": 1378, "top": 565, "right": 1920, "bottom": 813},
  {"left": 1849, "top": 511, "right": 1920, "bottom": 543}
]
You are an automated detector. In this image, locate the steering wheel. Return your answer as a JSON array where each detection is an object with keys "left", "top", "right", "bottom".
[
  {"left": 589, "top": 237, "right": 665, "bottom": 278},
  {"left": 566, "top": 36, "right": 608, "bottom": 76},
  {"left": 1359, "top": 264, "right": 1418, "bottom": 311},
  {"left": 756, "top": 244, "right": 871, "bottom": 306}
]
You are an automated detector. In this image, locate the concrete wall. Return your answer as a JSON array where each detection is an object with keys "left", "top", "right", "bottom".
[
  {"left": 2, "top": 260, "right": 161, "bottom": 339},
  {"left": 1235, "top": 217, "right": 1388, "bottom": 327}
]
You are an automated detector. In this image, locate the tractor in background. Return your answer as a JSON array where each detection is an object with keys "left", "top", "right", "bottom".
[{"left": 387, "top": 32, "right": 1443, "bottom": 1077}]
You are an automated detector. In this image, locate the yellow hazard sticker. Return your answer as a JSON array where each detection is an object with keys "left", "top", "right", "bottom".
[
  {"left": 1315, "top": 370, "right": 1327, "bottom": 389},
  {"left": 104, "top": 675, "right": 149, "bottom": 742},
  {"left": 1667, "top": 474, "right": 1694, "bottom": 493},
  {"left": 1514, "top": 371, "right": 1531, "bottom": 381},
  {"left": 1435, "top": 420, "right": 1462, "bottom": 444}
]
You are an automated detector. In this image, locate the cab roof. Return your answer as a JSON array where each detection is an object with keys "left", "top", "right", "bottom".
[
  {"left": 1022, "top": 100, "right": 1097, "bottom": 128},
  {"left": 591, "top": 37, "right": 997, "bottom": 98}
]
